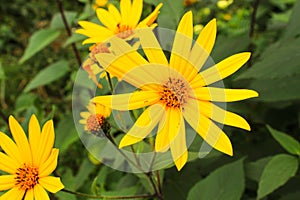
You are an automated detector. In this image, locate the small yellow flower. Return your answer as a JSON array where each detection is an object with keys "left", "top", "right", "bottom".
[
  {"left": 0, "top": 115, "right": 64, "bottom": 199},
  {"left": 93, "top": 11, "right": 258, "bottom": 171},
  {"left": 80, "top": 102, "right": 111, "bottom": 136},
  {"left": 217, "top": 0, "right": 233, "bottom": 9},
  {"left": 76, "top": 0, "right": 163, "bottom": 44},
  {"left": 93, "top": 0, "right": 108, "bottom": 10}
]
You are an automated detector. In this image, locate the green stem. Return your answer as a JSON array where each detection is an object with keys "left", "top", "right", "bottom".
[
  {"left": 62, "top": 188, "right": 156, "bottom": 199},
  {"left": 106, "top": 71, "right": 114, "bottom": 93}
]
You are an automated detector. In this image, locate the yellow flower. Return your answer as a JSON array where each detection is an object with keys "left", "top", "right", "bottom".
[
  {"left": 93, "top": 0, "right": 108, "bottom": 10},
  {"left": 76, "top": 0, "right": 163, "bottom": 44},
  {"left": 92, "top": 11, "right": 258, "bottom": 171},
  {"left": 217, "top": 0, "right": 233, "bottom": 9},
  {"left": 80, "top": 102, "right": 111, "bottom": 136},
  {"left": 0, "top": 115, "right": 64, "bottom": 199}
]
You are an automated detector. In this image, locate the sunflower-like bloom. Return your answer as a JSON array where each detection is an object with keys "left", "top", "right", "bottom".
[
  {"left": 0, "top": 115, "right": 64, "bottom": 199},
  {"left": 76, "top": 0, "right": 163, "bottom": 44},
  {"left": 80, "top": 102, "right": 111, "bottom": 136},
  {"left": 92, "top": 11, "right": 258, "bottom": 170}
]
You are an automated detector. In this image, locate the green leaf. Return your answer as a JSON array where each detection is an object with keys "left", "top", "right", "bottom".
[
  {"left": 187, "top": 159, "right": 245, "bottom": 200},
  {"left": 157, "top": 0, "right": 185, "bottom": 29},
  {"left": 63, "top": 33, "right": 86, "bottom": 47},
  {"left": 50, "top": 11, "right": 77, "bottom": 30},
  {"left": 0, "top": 63, "right": 5, "bottom": 80},
  {"left": 55, "top": 114, "right": 79, "bottom": 153},
  {"left": 257, "top": 154, "right": 299, "bottom": 199},
  {"left": 24, "top": 60, "right": 69, "bottom": 92},
  {"left": 283, "top": 0, "right": 300, "bottom": 40},
  {"left": 245, "top": 157, "right": 272, "bottom": 182},
  {"left": 15, "top": 93, "right": 37, "bottom": 112},
  {"left": 19, "top": 29, "right": 61, "bottom": 64},
  {"left": 267, "top": 125, "right": 300, "bottom": 155}
]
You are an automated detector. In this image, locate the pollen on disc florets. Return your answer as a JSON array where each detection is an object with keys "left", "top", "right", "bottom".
[
  {"left": 15, "top": 164, "right": 39, "bottom": 190},
  {"left": 116, "top": 23, "right": 134, "bottom": 39},
  {"left": 86, "top": 114, "right": 110, "bottom": 137},
  {"left": 160, "top": 78, "right": 189, "bottom": 108}
]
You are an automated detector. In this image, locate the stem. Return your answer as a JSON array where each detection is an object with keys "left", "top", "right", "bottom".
[
  {"left": 156, "top": 170, "right": 163, "bottom": 196},
  {"left": 248, "top": 0, "right": 260, "bottom": 67},
  {"left": 146, "top": 173, "right": 163, "bottom": 200},
  {"left": 106, "top": 71, "right": 114, "bottom": 93},
  {"left": 57, "top": 0, "right": 82, "bottom": 67},
  {"left": 62, "top": 188, "right": 156, "bottom": 199}
]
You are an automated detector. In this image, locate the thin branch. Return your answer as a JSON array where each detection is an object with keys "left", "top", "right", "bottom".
[
  {"left": 57, "top": 0, "right": 82, "bottom": 67},
  {"left": 62, "top": 188, "right": 156, "bottom": 199},
  {"left": 248, "top": 0, "right": 260, "bottom": 67},
  {"left": 156, "top": 170, "right": 163, "bottom": 196}
]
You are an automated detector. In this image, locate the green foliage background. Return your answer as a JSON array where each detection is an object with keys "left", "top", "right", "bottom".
[{"left": 0, "top": 0, "right": 300, "bottom": 199}]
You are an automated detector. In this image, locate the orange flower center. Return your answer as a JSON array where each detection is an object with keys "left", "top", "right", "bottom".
[
  {"left": 160, "top": 78, "right": 189, "bottom": 108},
  {"left": 116, "top": 23, "right": 134, "bottom": 39},
  {"left": 86, "top": 114, "right": 105, "bottom": 133},
  {"left": 15, "top": 164, "right": 39, "bottom": 190}
]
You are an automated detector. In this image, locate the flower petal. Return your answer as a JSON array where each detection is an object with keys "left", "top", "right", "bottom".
[
  {"left": 170, "top": 114, "right": 187, "bottom": 171},
  {"left": 8, "top": 116, "right": 32, "bottom": 164},
  {"left": 0, "top": 132, "right": 23, "bottom": 165},
  {"left": 36, "top": 120, "right": 55, "bottom": 166},
  {"left": 119, "top": 104, "right": 164, "bottom": 148},
  {"left": 92, "top": 91, "right": 160, "bottom": 111},
  {"left": 120, "top": 0, "right": 131, "bottom": 25},
  {"left": 28, "top": 115, "right": 41, "bottom": 166},
  {"left": 137, "top": 28, "right": 168, "bottom": 65},
  {"left": 198, "top": 52, "right": 251, "bottom": 86},
  {"left": 170, "top": 11, "right": 197, "bottom": 80},
  {"left": 24, "top": 189, "right": 34, "bottom": 200},
  {"left": 183, "top": 102, "right": 233, "bottom": 156},
  {"left": 39, "top": 149, "right": 59, "bottom": 177},
  {"left": 189, "top": 19, "right": 217, "bottom": 71},
  {"left": 192, "top": 87, "right": 259, "bottom": 102},
  {"left": 0, "top": 187, "right": 25, "bottom": 200},
  {"left": 96, "top": 8, "right": 118, "bottom": 31},
  {"left": 128, "top": 0, "right": 143, "bottom": 27},
  {"left": 33, "top": 184, "right": 50, "bottom": 200},
  {"left": 198, "top": 101, "right": 251, "bottom": 131},
  {"left": 0, "top": 152, "right": 19, "bottom": 174},
  {"left": 0, "top": 175, "right": 16, "bottom": 191},
  {"left": 108, "top": 4, "right": 121, "bottom": 23},
  {"left": 39, "top": 176, "right": 64, "bottom": 193},
  {"left": 138, "top": 3, "right": 163, "bottom": 26}
]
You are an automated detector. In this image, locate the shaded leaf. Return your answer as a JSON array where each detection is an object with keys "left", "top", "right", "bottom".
[
  {"left": 267, "top": 125, "right": 300, "bottom": 155},
  {"left": 50, "top": 11, "right": 77, "bottom": 30},
  {"left": 187, "top": 159, "right": 245, "bottom": 200},
  {"left": 24, "top": 60, "right": 69, "bottom": 92},
  {"left": 19, "top": 29, "right": 61, "bottom": 64},
  {"left": 157, "top": 0, "right": 185, "bottom": 29},
  {"left": 257, "top": 154, "right": 299, "bottom": 199},
  {"left": 245, "top": 157, "right": 271, "bottom": 182}
]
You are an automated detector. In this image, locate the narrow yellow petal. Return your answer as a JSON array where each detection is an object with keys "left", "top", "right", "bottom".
[
  {"left": 170, "top": 114, "right": 188, "bottom": 171},
  {"left": 39, "top": 176, "right": 64, "bottom": 193},
  {"left": 137, "top": 28, "right": 169, "bottom": 65},
  {"left": 39, "top": 149, "right": 59, "bottom": 177},
  {"left": 0, "top": 187, "right": 25, "bottom": 200},
  {"left": 170, "top": 11, "right": 196, "bottom": 79},
  {"left": 128, "top": 0, "right": 143, "bottom": 27},
  {"left": 0, "top": 152, "right": 19, "bottom": 174},
  {"left": 77, "top": 21, "right": 114, "bottom": 36},
  {"left": 108, "top": 4, "right": 121, "bottom": 23},
  {"left": 92, "top": 91, "right": 160, "bottom": 110},
  {"left": 189, "top": 19, "right": 216, "bottom": 71},
  {"left": 33, "top": 184, "right": 50, "bottom": 200},
  {"left": 24, "top": 189, "right": 34, "bottom": 200},
  {"left": 120, "top": 0, "right": 131, "bottom": 25},
  {"left": 199, "top": 52, "right": 251, "bottom": 86},
  {"left": 155, "top": 108, "right": 169, "bottom": 152},
  {"left": 192, "top": 87, "right": 259, "bottom": 102},
  {"left": 9, "top": 116, "right": 32, "bottom": 164},
  {"left": 0, "top": 132, "right": 24, "bottom": 165},
  {"left": 0, "top": 175, "right": 16, "bottom": 190},
  {"left": 138, "top": 3, "right": 163, "bottom": 26},
  {"left": 28, "top": 115, "right": 41, "bottom": 166},
  {"left": 36, "top": 120, "right": 55, "bottom": 166},
  {"left": 119, "top": 104, "right": 164, "bottom": 148},
  {"left": 198, "top": 101, "right": 251, "bottom": 131},
  {"left": 96, "top": 8, "right": 118, "bottom": 31},
  {"left": 183, "top": 103, "right": 233, "bottom": 156}
]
